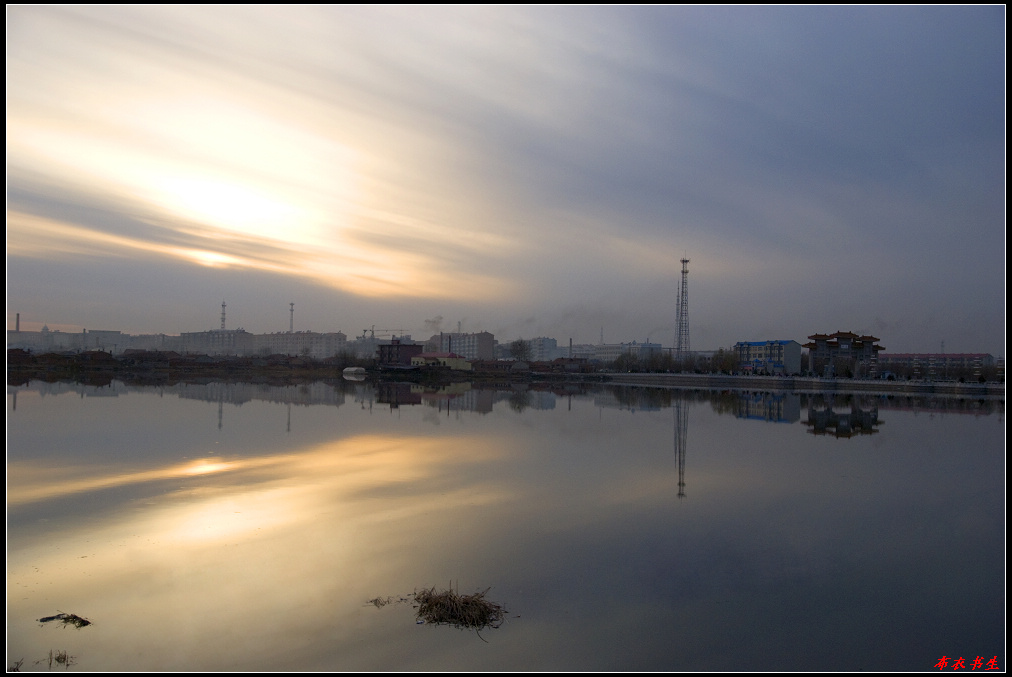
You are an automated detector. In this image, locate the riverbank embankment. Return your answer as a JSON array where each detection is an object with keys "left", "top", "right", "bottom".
[{"left": 602, "top": 372, "right": 1005, "bottom": 397}]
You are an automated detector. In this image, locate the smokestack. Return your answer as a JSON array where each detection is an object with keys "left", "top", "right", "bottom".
[
  {"left": 16, "top": 313, "right": 19, "bottom": 333},
  {"left": 569, "top": 338, "right": 572, "bottom": 359},
  {"left": 289, "top": 302, "right": 294, "bottom": 333}
]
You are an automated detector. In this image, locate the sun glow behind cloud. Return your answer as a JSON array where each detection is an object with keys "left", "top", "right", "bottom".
[
  {"left": 5, "top": 6, "right": 713, "bottom": 312},
  {"left": 7, "top": 92, "right": 517, "bottom": 301},
  {"left": 7, "top": 8, "right": 524, "bottom": 303},
  {"left": 152, "top": 176, "right": 306, "bottom": 241},
  {"left": 7, "top": 6, "right": 1004, "bottom": 351}
]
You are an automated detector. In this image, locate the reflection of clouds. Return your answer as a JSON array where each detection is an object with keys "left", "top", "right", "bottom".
[
  {"left": 183, "top": 460, "right": 235, "bottom": 476},
  {"left": 6, "top": 389, "right": 1004, "bottom": 670},
  {"left": 7, "top": 458, "right": 237, "bottom": 507},
  {"left": 7, "top": 432, "right": 514, "bottom": 669},
  {"left": 8, "top": 434, "right": 507, "bottom": 509}
]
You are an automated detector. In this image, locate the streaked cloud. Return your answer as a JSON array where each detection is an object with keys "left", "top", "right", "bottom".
[{"left": 6, "top": 6, "right": 1005, "bottom": 352}]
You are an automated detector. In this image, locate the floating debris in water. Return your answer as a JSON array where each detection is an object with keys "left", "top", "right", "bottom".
[
  {"left": 32, "top": 650, "right": 76, "bottom": 670},
  {"left": 412, "top": 586, "right": 506, "bottom": 631},
  {"left": 38, "top": 612, "right": 92, "bottom": 628},
  {"left": 367, "top": 595, "right": 411, "bottom": 608},
  {"left": 368, "top": 585, "right": 508, "bottom": 636},
  {"left": 50, "top": 649, "right": 75, "bottom": 669}
]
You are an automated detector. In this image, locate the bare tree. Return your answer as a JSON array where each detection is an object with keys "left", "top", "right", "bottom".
[{"left": 510, "top": 339, "right": 532, "bottom": 363}]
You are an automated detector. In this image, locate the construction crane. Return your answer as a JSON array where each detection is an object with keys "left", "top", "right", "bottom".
[{"left": 359, "top": 326, "right": 409, "bottom": 340}]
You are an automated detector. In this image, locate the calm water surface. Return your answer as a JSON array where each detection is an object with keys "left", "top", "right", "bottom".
[{"left": 6, "top": 380, "right": 1005, "bottom": 671}]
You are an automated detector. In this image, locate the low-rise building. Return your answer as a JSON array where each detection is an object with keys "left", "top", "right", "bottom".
[
  {"left": 377, "top": 339, "right": 424, "bottom": 366},
  {"left": 877, "top": 353, "right": 997, "bottom": 380},
  {"left": 734, "top": 340, "right": 802, "bottom": 375},
  {"left": 411, "top": 352, "right": 473, "bottom": 371},
  {"left": 593, "top": 341, "right": 664, "bottom": 363}
]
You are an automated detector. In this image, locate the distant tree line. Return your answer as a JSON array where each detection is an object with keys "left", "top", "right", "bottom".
[{"left": 607, "top": 347, "right": 738, "bottom": 375}]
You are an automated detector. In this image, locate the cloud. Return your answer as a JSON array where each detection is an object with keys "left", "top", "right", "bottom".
[{"left": 6, "top": 6, "right": 1005, "bottom": 354}]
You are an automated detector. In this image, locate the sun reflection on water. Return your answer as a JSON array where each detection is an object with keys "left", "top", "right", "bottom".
[
  {"left": 6, "top": 430, "right": 517, "bottom": 670},
  {"left": 182, "top": 459, "right": 236, "bottom": 476}
]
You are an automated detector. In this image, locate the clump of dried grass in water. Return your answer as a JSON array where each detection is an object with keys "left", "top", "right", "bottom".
[
  {"left": 38, "top": 612, "right": 92, "bottom": 629},
  {"left": 53, "top": 650, "right": 74, "bottom": 669},
  {"left": 413, "top": 586, "right": 506, "bottom": 632},
  {"left": 36, "top": 650, "right": 75, "bottom": 670}
]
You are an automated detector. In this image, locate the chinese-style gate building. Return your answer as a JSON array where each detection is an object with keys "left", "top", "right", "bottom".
[{"left": 803, "top": 331, "right": 884, "bottom": 377}]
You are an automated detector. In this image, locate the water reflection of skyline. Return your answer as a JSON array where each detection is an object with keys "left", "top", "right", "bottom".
[
  {"left": 674, "top": 396, "right": 687, "bottom": 500},
  {"left": 731, "top": 391, "right": 801, "bottom": 423},
  {"left": 805, "top": 394, "right": 882, "bottom": 438},
  {"left": 8, "top": 380, "right": 1003, "bottom": 422},
  {"left": 7, "top": 379, "right": 1004, "bottom": 671}
]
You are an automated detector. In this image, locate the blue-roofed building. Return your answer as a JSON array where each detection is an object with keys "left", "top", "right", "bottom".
[{"left": 733, "top": 340, "right": 802, "bottom": 375}]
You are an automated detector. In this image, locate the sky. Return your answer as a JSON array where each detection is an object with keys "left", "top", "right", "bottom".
[{"left": 6, "top": 6, "right": 1006, "bottom": 355}]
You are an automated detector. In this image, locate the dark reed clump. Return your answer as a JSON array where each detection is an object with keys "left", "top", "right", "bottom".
[{"left": 413, "top": 586, "right": 506, "bottom": 630}]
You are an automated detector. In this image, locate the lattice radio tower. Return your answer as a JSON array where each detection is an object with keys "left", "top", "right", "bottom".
[
  {"left": 675, "top": 257, "right": 690, "bottom": 362},
  {"left": 674, "top": 396, "right": 688, "bottom": 500}
]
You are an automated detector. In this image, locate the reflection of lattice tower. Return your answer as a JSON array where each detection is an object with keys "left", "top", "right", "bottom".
[
  {"left": 675, "top": 257, "right": 690, "bottom": 361},
  {"left": 674, "top": 396, "right": 688, "bottom": 500}
]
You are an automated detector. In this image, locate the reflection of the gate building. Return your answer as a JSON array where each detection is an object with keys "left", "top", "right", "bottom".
[
  {"left": 804, "top": 394, "right": 881, "bottom": 437},
  {"left": 721, "top": 390, "right": 881, "bottom": 437}
]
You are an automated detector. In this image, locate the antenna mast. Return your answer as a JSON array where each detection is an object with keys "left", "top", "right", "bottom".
[{"left": 675, "top": 257, "right": 690, "bottom": 362}]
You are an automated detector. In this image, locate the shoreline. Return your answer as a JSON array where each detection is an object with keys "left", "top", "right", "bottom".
[
  {"left": 600, "top": 371, "right": 1005, "bottom": 397},
  {"left": 6, "top": 349, "right": 1004, "bottom": 397}
]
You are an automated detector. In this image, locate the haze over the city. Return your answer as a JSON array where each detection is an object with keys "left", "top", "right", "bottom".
[{"left": 6, "top": 6, "right": 1005, "bottom": 355}]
